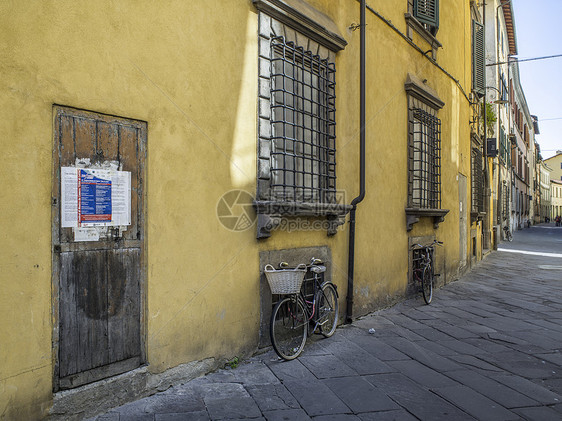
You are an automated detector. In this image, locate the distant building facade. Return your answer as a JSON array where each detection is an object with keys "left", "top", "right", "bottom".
[
  {"left": 544, "top": 152, "right": 562, "bottom": 182},
  {"left": 551, "top": 180, "right": 562, "bottom": 220}
]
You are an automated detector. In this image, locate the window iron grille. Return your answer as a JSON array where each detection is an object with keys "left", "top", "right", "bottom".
[
  {"left": 269, "top": 36, "right": 336, "bottom": 204},
  {"left": 410, "top": 108, "right": 441, "bottom": 209},
  {"left": 472, "top": 148, "right": 484, "bottom": 213}
]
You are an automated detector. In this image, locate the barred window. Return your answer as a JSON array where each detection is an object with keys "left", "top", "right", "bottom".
[
  {"left": 254, "top": 8, "right": 348, "bottom": 238},
  {"left": 471, "top": 147, "right": 484, "bottom": 214},
  {"left": 409, "top": 108, "right": 441, "bottom": 209},
  {"left": 270, "top": 36, "right": 336, "bottom": 203}
]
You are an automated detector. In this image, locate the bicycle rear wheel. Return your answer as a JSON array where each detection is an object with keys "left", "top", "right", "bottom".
[
  {"left": 270, "top": 296, "right": 307, "bottom": 360},
  {"left": 317, "top": 283, "right": 338, "bottom": 338},
  {"left": 422, "top": 265, "right": 433, "bottom": 304}
]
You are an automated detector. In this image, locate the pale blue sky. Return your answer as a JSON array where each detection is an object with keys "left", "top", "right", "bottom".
[{"left": 511, "top": 0, "right": 562, "bottom": 159}]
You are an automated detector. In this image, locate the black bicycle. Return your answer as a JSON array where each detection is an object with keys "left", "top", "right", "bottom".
[
  {"left": 411, "top": 240, "right": 442, "bottom": 304},
  {"left": 266, "top": 258, "right": 338, "bottom": 360},
  {"left": 503, "top": 225, "right": 513, "bottom": 242}
]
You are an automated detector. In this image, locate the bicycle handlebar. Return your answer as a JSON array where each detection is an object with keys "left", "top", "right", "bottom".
[
  {"left": 410, "top": 240, "right": 443, "bottom": 250},
  {"left": 277, "top": 258, "right": 323, "bottom": 269}
]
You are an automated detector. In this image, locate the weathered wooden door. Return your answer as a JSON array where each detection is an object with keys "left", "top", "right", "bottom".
[{"left": 52, "top": 106, "right": 146, "bottom": 390}]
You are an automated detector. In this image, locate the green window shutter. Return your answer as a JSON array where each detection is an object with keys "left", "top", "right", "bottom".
[
  {"left": 414, "top": 0, "right": 439, "bottom": 29},
  {"left": 472, "top": 20, "right": 485, "bottom": 96}
]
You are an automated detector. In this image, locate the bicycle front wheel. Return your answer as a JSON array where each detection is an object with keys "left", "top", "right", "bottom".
[
  {"left": 270, "top": 296, "right": 307, "bottom": 360},
  {"left": 422, "top": 265, "right": 433, "bottom": 304},
  {"left": 317, "top": 283, "right": 338, "bottom": 338}
]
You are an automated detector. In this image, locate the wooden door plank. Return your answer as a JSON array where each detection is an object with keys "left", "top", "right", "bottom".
[
  {"left": 107, "top": 249, "right": 141, "bottom": 363},
  {"left": 74, "top": 117, "right": 97, "bottom": 163},
  {"left": 122, "top": 249, "right": 141, "bottom": 359},
  {"left": 59, "top": 252, "right": 78, "bottom": 378},
  {"left": 59, "top": 356, "right": 141, "bottom": 390},
  {"left": 60, "top": 115, "right": 75, "bottom": 165},
  {"left": 97, "top": 122, "right": 119, "bottom": 162},
  {"left": 119, "top": 125, "right": 139, "bottom": 241},
  {"left": 74, "top": 251, "right": 109, "bottom": 374},
  {"left": 60, "top": 115, "right": 76, "bottom": 244}
]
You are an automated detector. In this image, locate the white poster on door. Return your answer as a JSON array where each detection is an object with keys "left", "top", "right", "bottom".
[{"left": 61, "top": 167, "right": 131, "bottom": 229}]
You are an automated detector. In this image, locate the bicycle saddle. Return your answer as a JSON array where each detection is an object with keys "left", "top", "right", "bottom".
[{"left": 311, "top": 265, "right": 326, "bottom": 274}]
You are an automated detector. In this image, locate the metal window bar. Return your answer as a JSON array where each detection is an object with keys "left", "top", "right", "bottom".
[
  {"left": 410, "top": 108, "right": 441, "bottom": 209},
  {"left": 270, "top": 36, "right": 336, "bottom": 203},
  {"left": 471, "top": 148, "right": 483, "bottom": 213}
]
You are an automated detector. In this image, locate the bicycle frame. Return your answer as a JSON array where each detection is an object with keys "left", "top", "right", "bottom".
[
  {"left": 411, "top": 240, "right": 442, "bottom": 305},
  {"left": 269, "top": 258, "right": 339, "bottom": 360},
  {"left": 276, "top": 263, "right": 335, "bottom": 333},
  {"left": 302, "top": 269, "right": 333, "bottom": 333}
]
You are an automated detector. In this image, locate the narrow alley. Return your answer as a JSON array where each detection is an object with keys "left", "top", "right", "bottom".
[{"left": 88, "top": 225, "right": 562, "bottom": 421}]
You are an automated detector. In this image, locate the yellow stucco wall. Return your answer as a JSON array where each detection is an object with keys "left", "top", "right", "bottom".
[{"left": 0, "top": 1, "right": 475, "bottom": 418}]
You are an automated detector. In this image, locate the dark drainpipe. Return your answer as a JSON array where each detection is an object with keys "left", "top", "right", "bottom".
[{"left": 346, "top": 0, "right": 366, "bottom": 324}]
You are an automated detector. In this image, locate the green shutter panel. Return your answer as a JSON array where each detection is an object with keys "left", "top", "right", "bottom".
[
  {"left": 472, "top": 20, "right": 485, "bottom": 96},
  {"left": 414, "top": 0, "right": 439, "bottom": 29}
]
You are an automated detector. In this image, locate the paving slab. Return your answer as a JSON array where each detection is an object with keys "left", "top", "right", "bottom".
[
  {"left": 322, "top": 376, "right": 399, "bottom": 413},
  {"left": 265, "top": 359, "right": 316, "bottom": 382},
  {"left": 283, "top": 379, "right": 350, "bottom": 417},
  {"left": 246, "top": 383, "right": 300, "bottom": 412},
  {"left": 512, "top": 406, "right": 562, "bottom": 421},
  {"left": 386, "top": 359, "right": 460, "bottom": 389},
  {"left": 262, "top": 409, "right": 311, "bottom": 421},
  {"left": 489, "top": 373, "right": 562, "bottom": 404},
  {"left": 313, "top": 415, "right": 360, "bottom": 421},
  {"left": 358, "top": 410, "right": 418, "bottom": 421},
  {"left": 345, "top": 333, "right": 410, "bottom": 362},
  {"left": 326, "top": 340, "right": 395, "bottom": 375},
  {"left": 444, "top": 369, "right": 539, "bottom": 408},
  {"left": 433, "top": 385, "right": 519, "bottom": 421},
  {"left": 365, "top": 373, "right": 474, "bottom": 421},
  {"left": 299, "top": 354, "right": 357, "bottom": 379},
  {"left": 382, "top": 337, "right": 462, "bottom": 372},
  {"left": 155, "top": 412, "right": 209, "bottom": 421}
]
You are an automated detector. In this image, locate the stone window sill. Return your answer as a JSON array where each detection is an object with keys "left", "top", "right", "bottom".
[
  {"left": 406, "top": 207, "right": 449, "bottom": 231},
  {"left": 254, "top": 200, "right": 352, "bottom": 239},
  {"left": 471, "top": 211, "right": 486, "bottom": 223}
]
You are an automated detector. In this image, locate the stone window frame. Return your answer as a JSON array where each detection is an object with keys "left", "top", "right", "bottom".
[
  {"left": 253, "top": 0, "right": 350, "bottom": 239},
  {"left": 404, "top": 74, "right": 449, "bottom": 231}
]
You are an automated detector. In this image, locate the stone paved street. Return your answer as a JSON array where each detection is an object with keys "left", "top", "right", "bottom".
[{"left": 91, "top": 225, "right": 562, "bottom": 420}]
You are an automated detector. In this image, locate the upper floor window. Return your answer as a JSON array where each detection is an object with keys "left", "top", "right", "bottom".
[
  {"left": 413, "top": 0, "right": 439, "bottom": 36},
  {"left": 406, "top": 0, "right": 441, "bottom": 59},
  {"left": 472, "top": 20, "right": 485, "bottom": 97}
]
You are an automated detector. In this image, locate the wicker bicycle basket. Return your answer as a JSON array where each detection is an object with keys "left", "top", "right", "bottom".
[{"left": 264, "top": 263, "right": 307, "bottom": 295}]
